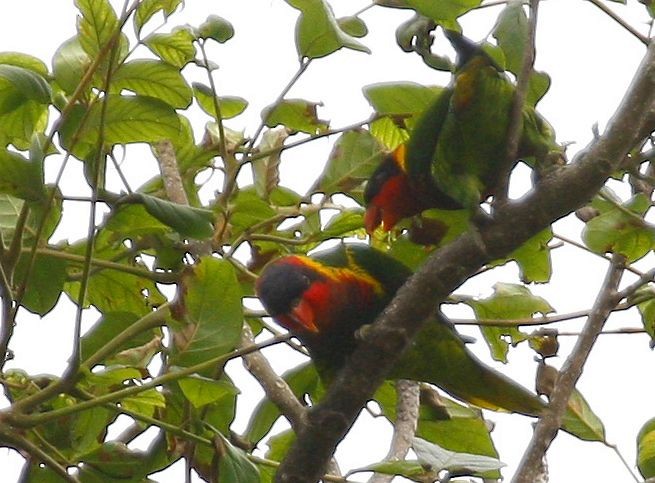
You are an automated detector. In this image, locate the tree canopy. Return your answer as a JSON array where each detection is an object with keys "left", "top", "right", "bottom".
[{"left": 0, "top": 1, "right": 655, "bottom": 482}]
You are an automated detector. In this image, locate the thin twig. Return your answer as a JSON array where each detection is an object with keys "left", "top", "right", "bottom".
[
  {"left": 587, "top": 0, "right": 650, "bottom": 46},
  {"left": 512, "top": 254, "right": 626, "bottom": 482}
]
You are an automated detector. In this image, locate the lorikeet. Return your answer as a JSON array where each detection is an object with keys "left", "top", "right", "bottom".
[
  {"left": 364, "top": 30, "right": 561, "bottom": 233},
  {"left": 256, "top": 243, "right": 545, "bottom": 416}
]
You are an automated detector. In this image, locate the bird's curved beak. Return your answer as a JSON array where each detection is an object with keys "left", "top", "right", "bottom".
[
  {"left": 290, "top": 298, "right": 320, "bottom": 333},
  {"left": 364, "top": 204, "right": 382, "bottom": 235}
]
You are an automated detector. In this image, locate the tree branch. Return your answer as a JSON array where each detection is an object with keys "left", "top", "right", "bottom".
[
  {"left": 511, "top": 253, "right": 625, "bottom": 482},
  {"left": 367, "top": 380, "right": 419, "bottom": 483},
  {"left": 275, "top": 39, "right": 655, "bottom": 483}
]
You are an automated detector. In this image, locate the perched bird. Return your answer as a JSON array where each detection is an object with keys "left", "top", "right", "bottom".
[
  {"left": 364, "top": 30, "right": 561, "bottom": 233},
  {"left": 256, "top": 243, "right": 545, "bottom": 416}
]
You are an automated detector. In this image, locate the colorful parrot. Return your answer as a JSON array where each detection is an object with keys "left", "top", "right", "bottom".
[
  {"left": 364, "top": 30, "right": 561, "bottom": 234},
  {"left": 256, "top": 243, "right": 545, "bottom": 416}
]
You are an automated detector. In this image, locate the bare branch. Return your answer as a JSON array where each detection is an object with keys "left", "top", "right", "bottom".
[
  {"left": 368, "top": 380, "right": 419, "bottom": 483},
  {"left": 512, "top": 254, "right": 625, "bottom": 482}
]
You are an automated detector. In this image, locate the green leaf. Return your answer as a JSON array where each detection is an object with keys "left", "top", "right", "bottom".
[
  {"left": 245, "top": 363, "right": 320, "bottom": 445},
  {"left": 75, "top": 0, "right": 119, "bottom": 57},
  {"left": 412, "top": 437, "right": 505, "bottom": 475},
  {"left": 217, "top": 434, "right": 260, "bottom": 483},
  {"left": 121, "top": 387, "right": 166, "bottom": 417},
  {"left": 0, "top": 194, "right": 23, "bottom": 243},
  {"left": 504, "top": 228, "right": 553, "bottom": 283},
  {"left": 178, "top": 374, "right": 239, "bottom": 408},
  {"left": 134, "top": 0, "right": 183, "bottom": 35},
  {"left": 192, "top": 83, "right": 248, "bottom": 119},
  {"left": 337, "top": 16, "right": 368, "bottom": 38},
  {"left": 262, "top": 98, "right": 329, "bottom": 134},
  {"left": 65, "top": 267, "right": 166, "bottom": 317},
  {"left": 638, "top": 417, "right": 655, "bottom": 479},
  {"left": 363, "top": 82, "right": 442, "bottom": 117},
  {"left": 492, "top": 2, "right": 529, "bottom": 75},
  {"left": 52, "top": 36, "right": 91, "bottom": 94},
  {"left": 561, "top": 387, "right": 607, "bottom": 442},
  {"left": 78, "top": 442, "right": 148, "bottom": 479},
  {"left": 527, "top": 70, "right": 551, "bottom": 106},
  {"left": 112, "top": 60, "right": 193, "bottom": 109},
  {"left": 15, "top": 253, "right": 67, "bottom": 316},
  {"left": 61, "top": 95, "right": 182, "bottom": 152},
  {"left": 265, "top": 430, "right": 296, "bottom": 462},
  {"left": 369, "top": 116, "right": 410, "bottom": 149},
  {"left": 229, "top": 187, "right": 277, "bottom": 237},
  {"left": 405, "top": 0, "right": 482, "bottom": 30},
  {"left": 104, "top": 203, "right": 172, "bottom": 238},
  {"left": 582, "top": 193, "right": 655, "bottom": 262},
  {"left": 144, "top": 27, "right": 196, "bottom": 67},
  {"left": 0, "top": 149, "right": 45, "bottom": 201},
  {"left": 0, "top": 65, "right": 51, "bottom": 149},
  {"left": 319, "top": 209, "right": 365, "bottom": 240},
  {"left": 0, "top": 52, "right": 49, "bottom": 76},
  {"left": 198, "top": 15, "right": 235, "bottom": 43},
  {"left": 136, "top": 193, "right": 214, "bottom": 239},
  {"left": 1, "top": 66, "right": 48, "bottom": 104},
  {"left": 170, "top": 257, "right": 243, "bottom": 370},
  {"left": 467, "top": 283, "right": 554, "bottom": 362},
  {"left": 80, "top": 312, "right": 161, "bottom": 366},
  {"left": 314, "top": 129, "right": 385, "bottom": 199},
  {"left": 375, "top": 381, "right": 500, "bottom": 475},
  {"left": 285, "top": 0, "right": 371, "bottom": 59}
]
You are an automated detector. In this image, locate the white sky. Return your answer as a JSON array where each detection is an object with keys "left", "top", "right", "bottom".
[{"left": 0, "top": 1, "right": 654, "bottom": 482}]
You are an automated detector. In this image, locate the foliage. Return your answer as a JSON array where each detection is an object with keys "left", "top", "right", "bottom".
[{"left": 0, "top": 1, "right": 653, "bottom": 482}]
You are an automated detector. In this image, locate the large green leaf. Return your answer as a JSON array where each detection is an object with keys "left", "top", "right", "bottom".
[
  {"left": 15, "top": 253, "right": 67, "bottom": 316},
  {"left": 0, "top": 149, "right": 45, "bottom": 201},
  {"left": 216, "top": 434, "right": 260, "bottom": 483},
  {"left": 582, "top": 193, "right": 655, "bottom": 262},
  {"left": 169, "top": 257, "right": 243, "bottom": 370},
  {"left": 80, "top": 311, "right": 162, "bottom": 365},
  {"left": 314, "top": 129, "right": 384, "bottom": 200},
  {"left": 75, "top": 0, "right": 119, "bottom": 56},
  {"left": 178, "top": 374, "right": 239, "bottom": 408},
  {"left": 144, "top": 27, "right": 196, "bottom": 67},
  {"left": 61, "top": 95, "right": 182, "bottom": 151},
  {"left": 112, "top": 60, "right": 192, "bottom": 109},
  {"left": 137, "top": 193, "right": 214, "bottom": 239},
  {"left": 467, "top": 283, "right": 554, "bottom": 362},
  {"left": 492, "top": 1, "right": 529, "bottom": 75},
  {"left": 285, "top": 0, "right": 370, "bottom": 59},
  {"left": 0, "top": 65, "right": 51, "bottom": 148},
  {"left": 0, "top": 52, "right": 48, "bottom": 76},
  {"left": 502, "top": 227, "right": 553, "bottom": 283},
  {"left": 52, "top": 36, "right": 91, "bottom": 94},
  {"left": 363, "top": 82, "right": 441, "bottom": 117}
]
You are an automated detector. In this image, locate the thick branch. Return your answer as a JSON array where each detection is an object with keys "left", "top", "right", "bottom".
[
  {"left": 511, "top": 254, "right": 625, "bottom": 482},
  {"left": 275, "top": 40, "right": 655, "bottom": 483},
  {"left": 240, "top": 325, "right": 307, "bottom": 432}
]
